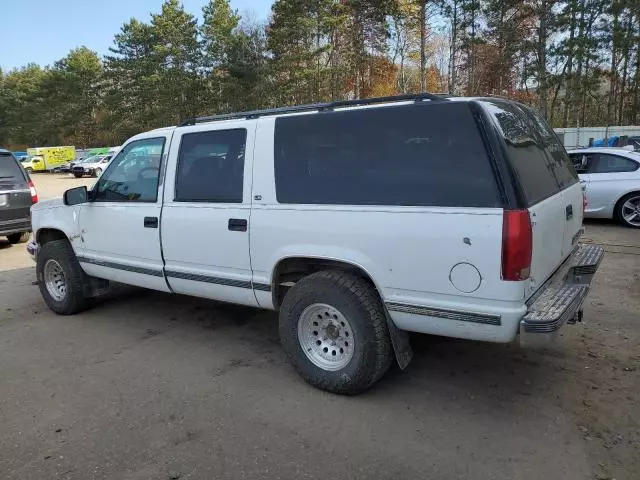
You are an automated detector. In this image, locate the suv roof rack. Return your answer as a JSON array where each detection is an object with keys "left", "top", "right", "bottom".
[{"left": 179, "top": 93, "right": 449, "bottom": 127}]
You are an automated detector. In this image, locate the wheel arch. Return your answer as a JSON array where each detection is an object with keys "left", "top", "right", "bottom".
[
  {"left": 270, "top": 256, "right": 384, "bottom": 310},
  {"left": 36, "top": 228, "right": 70, "bottom": 246}
]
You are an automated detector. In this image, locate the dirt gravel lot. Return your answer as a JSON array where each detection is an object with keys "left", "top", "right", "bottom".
[{"left": 0, "top": 174, "right": 638, "bottom": 480}]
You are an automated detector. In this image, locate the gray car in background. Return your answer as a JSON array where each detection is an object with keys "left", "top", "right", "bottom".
[
  {"left": 568, "top": 147, "right": 640, "bottom": 228},
  {"left": 0, "top": 149, "right": 38, "bottom": 243}
]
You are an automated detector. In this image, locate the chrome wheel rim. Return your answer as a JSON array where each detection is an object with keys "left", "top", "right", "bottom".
[
  {"left": 622, "top": 196, "right": 640, "bottom": 227},
  {"left": 44, "top": 259, "right": 67, "bottom": 301},
  {"left": 95, "top": 168, "right": 102, "bottom": 177},
  {"left": 297, "top": 303, "right": 354, "bottom": 371}
]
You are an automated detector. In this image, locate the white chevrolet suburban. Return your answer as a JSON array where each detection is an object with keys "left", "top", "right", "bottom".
[{"left": 28, "top": 94, "right": 604, "bottom": 394}]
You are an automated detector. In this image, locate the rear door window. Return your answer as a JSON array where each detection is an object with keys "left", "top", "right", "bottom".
[
  {"left": 486, "top": 100, "right": 578, "bottom": 205},
  {"left": 274, "top": 102, "right": 501, "bottom": 207},
  {"left": 175, "top": 129, "right": 246, "bottom": 203}
]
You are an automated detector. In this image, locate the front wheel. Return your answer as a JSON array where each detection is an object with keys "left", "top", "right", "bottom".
[
  {"left": 73, "top": 172, "right": 83, "bottom": 178},
  {"left": 94, "top": 168, "right": 102, "bottom": 178},
  {"left": 25, "top": 167, "right": 33, "bottom": 174},
  {"left": 616, "top": 192, "right": 640, "bottom": 228},
  {"left": 6, "top": 232, "right": 30, "bottom": 244},
  {"left": 279, "top": 271, "right": 393, "bottom": 395},
  {"left": 36, "top": 239, "right": 92, "bottom": 315}
]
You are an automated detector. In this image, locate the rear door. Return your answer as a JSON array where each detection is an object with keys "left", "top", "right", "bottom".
[
  {"left": 0, "top": 152, "right": 31, "bottom": 233},
  {"left": 486, "top": 101, "right": 580, "bottom": 296},
  {"left": 161, "top": 122, "right": 258, "bottom": 307}
]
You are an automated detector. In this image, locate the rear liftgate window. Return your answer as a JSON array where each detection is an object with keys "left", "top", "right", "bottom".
[
  {"left": 274, "top": 102, "right": 501, "bottom": 207},
  {"left": 486, "top": 100, "right": 578, "bottom": 206},
  {"left": 0, "top": 153, "right": 27, "bottom": 183}
]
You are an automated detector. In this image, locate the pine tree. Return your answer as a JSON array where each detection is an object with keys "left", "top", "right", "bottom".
[{"left": 150, "top": 0, "right": 203, "bottom": 123}]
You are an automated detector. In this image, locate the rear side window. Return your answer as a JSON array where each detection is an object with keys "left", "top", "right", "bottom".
[
  {"left": 274, "top": 102, "right": 500, "bottom": 207},
  {"left": 175, "top": 129, "right": 246, "bottom": 203},
  {"left": 487, "top": 101, "right": 578, "bottom": 205},
  {"left": 592, "top": 154, "right": 639, "bottom": 173}
]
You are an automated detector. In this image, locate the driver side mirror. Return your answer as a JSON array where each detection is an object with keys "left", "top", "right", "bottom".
[{"left": 63, "top": 186, "right": 89, "bottom": 205}]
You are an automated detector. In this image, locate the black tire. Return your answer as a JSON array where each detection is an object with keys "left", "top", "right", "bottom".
[
  {"left": 73, "top": 172, "right": 83, "bottom": 178},
  {"left": 36, "top": 239, "right": 92, "bottom": 315},
  {"left": 94, "top": 168, "right": 102, "bottom": 178},
  {"left": 7, "top": 232, "right": 30, "bottom": 244},
  {"left": 279, "top": 270, "right": 393, "bottom": 395},
  {"left": 25, "top": 167, "right": 33, "bottom": 174},
  {"left": 615, "top": 192, "right": 640, "bottom": 229}
]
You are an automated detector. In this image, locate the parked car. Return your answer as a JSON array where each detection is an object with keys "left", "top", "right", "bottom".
[
  {"left": 71, "top": 155, "right": 112, "bottom": 178},
  {"left": 52, "top": 158, "right": 84, "bottom": 173},
  {"left": 28, "top": 95, "right": 603, "bottom": 394},
  {"left": 568, "top": 147, "right": 640, "bottom": 228},
  {"left": 0, "top": 149, "right": 38, "bottom": 243}
]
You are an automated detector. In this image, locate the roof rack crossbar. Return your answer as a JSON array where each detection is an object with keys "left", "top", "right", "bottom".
[{"left": 179, "top": 93, "right": 448, "bottom": 126}]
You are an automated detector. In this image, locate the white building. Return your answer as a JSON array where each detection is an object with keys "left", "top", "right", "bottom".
[{"left": 554, "top": 125, "right": 640, "bottom": 149}]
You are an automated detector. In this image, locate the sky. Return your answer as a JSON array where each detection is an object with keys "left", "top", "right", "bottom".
[{"left": 1, "top": 0, "right": 273, "bottom": 71}]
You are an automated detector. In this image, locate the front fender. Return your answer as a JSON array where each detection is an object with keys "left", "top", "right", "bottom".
[{"left": 32, "top": 204, "right": 81, "bottom": 249}]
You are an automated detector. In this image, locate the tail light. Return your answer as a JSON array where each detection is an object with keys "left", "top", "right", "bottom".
[
  {"left": 501, "top": 209, "right": 532, "bottom": 281},
  {"left": 28, "top": 179, "right": 38, "bottom": 204}
]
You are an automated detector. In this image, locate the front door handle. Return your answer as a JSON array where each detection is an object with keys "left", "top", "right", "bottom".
[
  {"left": 566, "top": 204, "right": 573, "bottom": 220},
  {"left": 144, "top": 216, "right": 158, "bottom": 228},
  {"left": 228, "top": 218, "right": 247, "bottom": 232}
]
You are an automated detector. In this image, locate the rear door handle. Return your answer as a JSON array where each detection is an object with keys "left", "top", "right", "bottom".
[
  {"left": 144, "top": 216, "right": 158, "bottom": 228},
  {"left": 566, "top": 205, "right": 573, "bottom": 220},
  {"left": 228, "top": 218, "right": 247, "bottom": 232}
]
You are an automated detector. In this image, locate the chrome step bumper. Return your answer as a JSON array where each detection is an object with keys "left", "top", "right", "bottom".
[
  {"left": 520, "top": 244, "right": 604, "bottom": 348},
  {"left": 570, "top": 244, "right": 605, "bottom": 277}
]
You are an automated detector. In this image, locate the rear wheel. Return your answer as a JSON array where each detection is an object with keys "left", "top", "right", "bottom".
[
  {"left": 279, "top": 270, "right": 392, "bottom": 395},
  {"left": 6, "top": 232, "right": 30, "bottom": 244},
  {"left": 36, "top": 239, "right": 92, "bottom": 315},
  {"left": 25, "top": 167, "right": 33, "bottom": 174},
  {"left": 615, "top": 192, "right": 640, "bottom": 228}
]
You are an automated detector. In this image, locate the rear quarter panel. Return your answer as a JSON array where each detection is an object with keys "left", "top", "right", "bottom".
[{"left": 250, "top": 118, "right": 527, "bottom": 342}]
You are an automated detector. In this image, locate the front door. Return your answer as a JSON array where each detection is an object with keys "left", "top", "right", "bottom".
[
  {"left": 76, "top": 135, "right": 171, "bottom": 292},
  {"left": 161, "top": 123, "right": 258, "bottom": 307}
]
